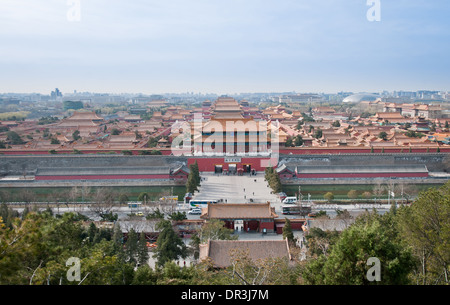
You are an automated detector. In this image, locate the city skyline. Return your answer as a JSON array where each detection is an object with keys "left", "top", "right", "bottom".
[{"left": 1, "top": 1, "right": 449, "bottom": 94}]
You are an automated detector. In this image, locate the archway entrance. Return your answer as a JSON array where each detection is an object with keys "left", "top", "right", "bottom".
[
  {"left": 243, "top": 164, "right": 252, "bottom": 173},
  {"left": 214, "top": 165, "right": 223, "bottom": 174}
]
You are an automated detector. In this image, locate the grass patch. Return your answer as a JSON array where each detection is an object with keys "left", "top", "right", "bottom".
[
  {"left": 1, "top": 186, "right": 186, "bottom": 203},
  {"left": 282, "top": 183, "right": 444, "bottom": 200}
]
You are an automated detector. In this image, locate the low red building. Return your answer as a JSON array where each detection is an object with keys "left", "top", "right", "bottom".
[
  {"left": 200, "top": 202, "right": 278, "bottom": 233},
  {"left": 274, "top": 218, "right": 306, "bottom": 234}
]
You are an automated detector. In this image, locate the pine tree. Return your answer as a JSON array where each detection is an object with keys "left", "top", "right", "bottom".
[
  {"left": 137, "top": 232, "right": 149, "bottom": 266},
  {"left": 186, "top": 174, "right": 198, "bottom": 194},
  {"left": 186, "top": 161, "right": 201, "bottom": 194},
  {"left": 88, "top": 222, "right": 98, "bottom": 244},
  {"left": 294, "top": 135, "right": 303, "bottom": 146},
  {"left": 153, "top": 220, "right": 187, "bottom": 267},
  {"left": 113, "top": 223, "right": 123, "bottom": 245},
  {"left": 125, "top": 228, "right": 139, "bottom": 265},
  {"left": 282, "top": 218, "right": 295, "bottom": 244}
]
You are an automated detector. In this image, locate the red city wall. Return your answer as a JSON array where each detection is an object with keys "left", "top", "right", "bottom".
[
  {"left": 259, "top": 221, "right": 275, "bottom": 233},
  {"left": 1, "top": 147, "right": 449, "bottom": 155}
]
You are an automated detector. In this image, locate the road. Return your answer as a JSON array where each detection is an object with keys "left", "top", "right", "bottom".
[{"left": 8, "top": 171, "right": 394, "bottom": 220}]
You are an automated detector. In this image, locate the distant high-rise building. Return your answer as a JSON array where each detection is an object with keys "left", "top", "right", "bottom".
[{"left": 51, "top": 88, "right": 62, "bottom": 99}]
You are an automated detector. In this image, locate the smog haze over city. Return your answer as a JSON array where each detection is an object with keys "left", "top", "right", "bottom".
[{"left": 1, "top": 0, "right": 449, "bottom": 95}]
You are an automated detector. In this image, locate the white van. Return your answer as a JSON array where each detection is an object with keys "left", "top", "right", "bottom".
[{"left": 282, "top": 197, "right": 297, "bottom": 204}]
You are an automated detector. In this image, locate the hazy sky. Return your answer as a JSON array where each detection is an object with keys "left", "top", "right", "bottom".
[{"left": 0, "top": 0, "right": 449, "bottom": 95}]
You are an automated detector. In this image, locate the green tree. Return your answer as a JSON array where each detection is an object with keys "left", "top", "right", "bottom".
[
  {"left": 294, "top": 135, "right": 303, "bottom": 147},
  {"left": 168, "top": 211, "right": 187, "bottom": 221},
  {"left": 397, "top": 182, "right": 450, "bottom": 284},
  {"left": 314, "top": 129, "right": 323, "bottom": 139},
  {"left": 137, "top": 232, "right": 149, "bottom": 266},
  {"left": 378, "top": 131, "right": 388, "bottom": 141},
  {"left": 125, "top": 228, "right": 139, "bottom": 265},
  {"left": 112, "top": 223, "right": 124, "bottom": 247},
  {"left": 0, "top": 211, "right": 135, "bottom": 285},
  {"left": 323, "top": 192, "right": 334, "bottom": 202},
  {"left": 282, "top": 218, "right": 295, "bottom": 244},
  {"left": 305, "top": 227, "right": 339, "bottom": 258},
  {"left": 347, "top": 190, "right": 358, "bottom": 200},
  {"left": 0, "top": 203, "right": 19, "bottom": 229},
  {"left": 63, "top": 101, "right": 83, "bottom": 111},
  {"left": 190, "top": 219, "right": 237, "bottom": 259},
  {"left": 153, "top": 220, "right": 187, "bottom": 267},
  {"left": 362, "top": 191, "right": 372, "bottom": 199},
  {"left": 301, "top": 113, "right": 315, "bottom": 122},
  {"left": 72, "top": 130, "right": 81, "bottom": 141},
  {"left": 303, "top": 210, "right": 415, "bottom": 285},
  {"left": 6, "top": 131, "right": 24, "bottom": 145},
  {"left": 87, "top": 222, "right": 98, "bottom": 244},
  {"left": 285, "top": 137, "right": 293, "bottom": 147},
  {"left": 146, "top": 208, "right": 165, "bottom": 220},
  {"left": 138, "top": 192, "right": 150, "bottom": 205},
  {"left": 223, "top": 248, "right": 294, "bottom": 285},
  {"left": 185, "top": 161, "right": 201, "bottom": 194},
  {"left": 186, "top": 173, "right": 199, "bottom": 194},
  {"left": 146, "top": 137, "right": 159, "bottom": 148},
  {"left": 264, "top": 166, "right": 282, "bottom": 194},
  {"left": 132, "top": 265, "right": 158, "bottom": 285},
  {"left": 118, "top": 193, "right": 129, "bottom": 205},
  {"left": 191, "top": 161, "right": 201, "bottom": 186},
  {"left": 111, "top": 128, "right": 121, "bottom": 135}
]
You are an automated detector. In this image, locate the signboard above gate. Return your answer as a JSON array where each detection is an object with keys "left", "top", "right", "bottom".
[{"left": 225, "top": 157, "right": 241, "bottom": 163}]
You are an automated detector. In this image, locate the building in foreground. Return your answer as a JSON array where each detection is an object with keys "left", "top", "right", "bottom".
[
  {"left": 200, "top": 202, "right": 278, "bottom": 233},
  {"left": 199, "top": 239, "right": 292, "bottom": 268}
]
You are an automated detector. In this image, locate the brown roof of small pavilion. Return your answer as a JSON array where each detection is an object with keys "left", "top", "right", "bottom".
[{"left": 199, "top": 239, "right": 291, "bottom": 268}]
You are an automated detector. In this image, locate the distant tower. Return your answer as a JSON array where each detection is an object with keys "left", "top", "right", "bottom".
[{"left": 51, "top": 88, "right": 63, "bottom": 99}]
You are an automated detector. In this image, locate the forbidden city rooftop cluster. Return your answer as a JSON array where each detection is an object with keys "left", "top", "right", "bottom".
[{"left": 1, "top": 93, "right": 450, "bottom": 155}]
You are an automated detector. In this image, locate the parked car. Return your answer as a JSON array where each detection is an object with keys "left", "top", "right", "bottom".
[{"left": 188, "top": 208, "right": 202, "bottom": 215}]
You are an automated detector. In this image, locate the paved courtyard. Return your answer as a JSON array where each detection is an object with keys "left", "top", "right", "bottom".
[{"left": 191, "top": 172, "right": 282, "bottom": 211}]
